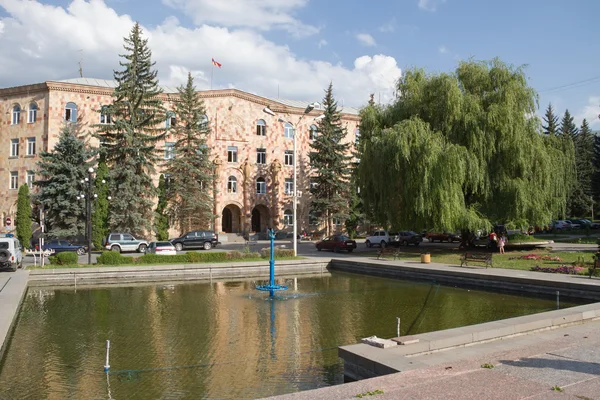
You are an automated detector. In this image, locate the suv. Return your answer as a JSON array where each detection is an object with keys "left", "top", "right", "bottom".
[
  {"left": 170, "top": 231, "right": 220, "bottom": 251},
  {"left": 0, "top": 235, "right": 24, "bottom": 272},
  {"left": 104, "top": 233, "right": 148, "bottom": 253},
  {"left": 366, "top": 230, "right": 391, "bottom": 248},
  {"left": 392, "top": 231, "right": 423, "bottom": 247}
]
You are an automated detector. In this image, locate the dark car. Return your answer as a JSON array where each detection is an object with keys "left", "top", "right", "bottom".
[
  {"left": 315, "top": 235, "right": 357, "bottom": 253},
  {"left": 425, "top": 231, "right": 460, "bottom": 243},
  {"left": 170, "top": 230, "right": 220, "bottom": 251},
  {"left": 393, "top": 231, "right": 423, "bottom": 246},
  {"left": 42, "top": 240, "right": 86, "bottom": 255}
]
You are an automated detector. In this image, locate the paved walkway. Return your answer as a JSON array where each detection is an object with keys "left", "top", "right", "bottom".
[{"left": 0, "top": 270, "right": 29, "bottom": 360}]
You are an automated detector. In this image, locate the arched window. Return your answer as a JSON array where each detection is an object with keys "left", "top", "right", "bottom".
[
  {"left": 199, "top": 114, "right": 209, "bottom": 130},
  {"left": 100, "top": 106, "right": 112, "bottom": 124},
  {"left": 283, "top": 209, "right": 293, "bottom": 226},
  {"left": 355, "top": 128, "right": 360, "bottom": 145},
  {"left": 256, "top": 119, "right": 266, "bottom": 136},
  {"left": 256, "top": 177, "right": 266, "bottom": 194},
  {"left": 28, "top": 103, "right": 37, "bottom": 123},
  {"left": 227, "top": 176, "right": 237, "bottom": 193},
  {"left": 11, "top": 105, "right": 21, "bottom": 125},
  {"left": 309, "top": 124, "right": 318, "bottom": 140},
  {"left": 64, "top": 102, "right": 77, "bottom": 123},
  {"left": 166, "top": 111, "right": 176, "bottom": 128},
  {"left": 284, "top": 122, "right": 294, "bottom": 139}
]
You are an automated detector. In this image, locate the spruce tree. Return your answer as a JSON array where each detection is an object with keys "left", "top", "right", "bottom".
[
  {"left": 309, "top": 83, "right": 352, "bottom": 235},
  {"left": 35, "top": 125, "right": 95, "bottom": 239},
  {"left": 560, "top": 109, "right": 579, "bottom": 138},
  {"left": 593, "top": 131, "right": 600, "bottom": 210},
  {"left": 163, "top": 73, "right": 214, "bottom": 234},
  {"left": 154, "top": 174, "right": 169, "bottom": 240},
  {"left": 95, "top": 22, "right": 165, "bottom": 237},
  {"left": 16, "top": 184, "right": 32, "bottom": 248},
  {"left": 542, "top": 103, "right": 559, "bottom": 136},
  {"left": 92, "top": 160, "right": 110, "bottom": 249}
]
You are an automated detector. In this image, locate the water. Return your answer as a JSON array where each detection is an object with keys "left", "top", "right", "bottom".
[{"left": 0, "top": 272, "right": 587, "bottom": 399}]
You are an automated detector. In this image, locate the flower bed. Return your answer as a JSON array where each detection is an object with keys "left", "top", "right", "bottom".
[
  {"left": 530, "top": 265, "right": 585, "bottom": 274},
  {"left": 512, "top": 254, "right": 561, "bottom": 262}
]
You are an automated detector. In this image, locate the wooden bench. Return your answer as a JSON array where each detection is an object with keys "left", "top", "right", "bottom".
[
  {"left": 589, "top": 258, "right": 600, "bottom": 279},
  {"left": 377, "top": 247, "right": 401, "bottom": 260},
  {"left": 460, "top": 252, "right": 493, "bottom": 268}
]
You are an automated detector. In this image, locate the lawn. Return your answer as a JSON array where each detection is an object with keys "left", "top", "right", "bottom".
[{"left": 554, "top": 237, "right": 600, "bottom": 244}]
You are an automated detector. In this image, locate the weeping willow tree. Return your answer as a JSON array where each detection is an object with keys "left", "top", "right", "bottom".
[{"left": 357, "top": 59, "right": 575, "bottom": 233}]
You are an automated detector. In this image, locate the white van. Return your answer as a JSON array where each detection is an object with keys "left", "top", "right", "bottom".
[{"left": 0, "top": 236, "right": 24, "bottom": 272}]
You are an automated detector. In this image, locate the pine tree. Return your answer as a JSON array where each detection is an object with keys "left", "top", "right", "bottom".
[
  {"left": 16, "top": 184, "right": 32, "bottom": 248},
  {"left": 577, "top": 119, "right": 595, "bottom": 196},
  {"left": 309, "top": 83, "right": 352, "bottom": 235},
  {"left": 560, "top": 109, "right": 579, "bottom": 138},
  {"left": 95, "top": 22, "right": 165, "bottom": 237},
  {"left": 163, "top": 73, "right": 214, "bottom": 234},
  {"left": 542, "top": 103, "right": 559, "bottom": 136},
  {"left": 35, "top": 125, "right": 95, "bottom": 239},
  {"left": 154, "top": 174, "right": 169, "bottom": 240},
  {"left": 92, "top": 160, "right": 110, "bottom": 249},
  {"left": 593, "top": 131, "right": 600, "bottom": 210}
]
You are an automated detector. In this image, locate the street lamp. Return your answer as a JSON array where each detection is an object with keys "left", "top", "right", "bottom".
[
  {"left": 76, "top": 168, "right": 110, "bottom": 264},
  {"left": 263, "top": 103, "right": 320, "bottom": 257}
]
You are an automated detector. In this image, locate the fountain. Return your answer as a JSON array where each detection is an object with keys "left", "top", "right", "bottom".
[{"left": 256, "top": 229, "right": 288, "bottom": 297}]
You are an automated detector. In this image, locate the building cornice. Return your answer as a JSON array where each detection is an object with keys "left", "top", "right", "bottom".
[{"left": 0, "top": 82, "right": 48, "bottom": 97}]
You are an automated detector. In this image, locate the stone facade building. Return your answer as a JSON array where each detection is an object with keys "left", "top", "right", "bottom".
[{"left": 0, "top": 78, "right": 360, "bottom": 238}]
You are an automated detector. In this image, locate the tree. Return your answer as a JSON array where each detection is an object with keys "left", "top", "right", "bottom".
[
  {"left": 95, "top": 22, "right": 165, "bottom": 237},
  {"left": 542, "top": 103, "right": 559, "bottom": 136},
  {"left": 35, "top": 125, "right": 95, "bottom": 239},
  {"left": 560, "top": 109, "right": 579, "bottom": 139},
  {"left": 163, "top": 73, "right": 214, "bottom": 234},
  {"left": 92, "top": 160, "right": 110, "bottom": 249},
  {"left": 154, "top": 174, "right": 169, "bottom": 240},
  {"left": 357, "top": 59, "right": 575, "bottom": 235},
  {"left": 568, "top": 119, "right": 595, "bottom": 217},
  {"left": 309, "top": 83, "right": 352, "bottom": 235},
  {"left": 16, "top": 184, "right": 32, "bottom": 248},
  {"left": 593, "top": 131, "right": 600, "bottom": 213}
]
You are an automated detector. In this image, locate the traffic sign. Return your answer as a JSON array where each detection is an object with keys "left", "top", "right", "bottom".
[{"left": 5, "top": 217, "right": 11, "bottom": 226}]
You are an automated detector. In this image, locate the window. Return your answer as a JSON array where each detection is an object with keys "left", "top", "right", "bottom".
[
  {"left": 334, "top": 218, "right": 342, "bottom": 226},
  {"left": 256, "top": 148, "right": 266, "bottom": 165},
  {"left": 227, "top": 176, "right": 237, "bottom": 193},
  {"left": 9, "top": 172, "right": 18, "bottom": 190},
  {"left": 199, "top": 114, "right": 209, "bottom": 130},
  {"left": 256, "top": 119, "right": 266, "bottom": 136},
  {"left": 284, "top": 178, "right": 293, "bottom": 195},
  {"left": 12, "top": 105, "right": 20, "bottom": 125},
  {"left": 355, "top": 128, "right": 360, "bottom": 145},
  {"left": 27, "top": 137, "right": 36, "bottom": 156},
  {"left": 122, "top": 234, "right": 134, "bottom": 241},
  {"left": 65, "top": 102, "right": 77, "bottom": 123},
  {"left": 164, "top": 142, "right": 175, "bottom": 160},
  {"left": 309, "top": 180, "right": 318, "bottom": 192},
  {"left": 256, "top": 177, "right": 266, "bottom": 194},
  {"left": 28, "top": 103, "right": 37, "bottom": 123},
  {"left": 10, "top": 139, "right": 19, "bottom": 157},
  {"left": 283, "top": 209, "right": 293, "bottom": 226},
  {"left": 227, "top": 146, "right": 238, "bottom": 163},
  {"left": 284, "top": 150, "right": 294, "bottom": 166},
  {"left": 100, "top": 106, "right": 112, "bottom": 124},
  {"left": 284, "top": 123, "right": 294, "bottom": 139},
  {"left": 309, "top": 124, "right": 318, "bottom": 140},
  {"left": 166, "top": 111, "right": 176, "bottom": 128},
  {"left": 26, "top": 171, "right": 34, "bottom": 189}
]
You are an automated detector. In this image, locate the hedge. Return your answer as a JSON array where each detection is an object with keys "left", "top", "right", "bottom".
[
  {"left": 96, "top": 252, "right": 135, "bottom": 265},
  {"left": 260, "top": 248, "right": 295, "bottom": 258},
  {"left": 49, "top": 252, "right": 79, "bottom": 266}
]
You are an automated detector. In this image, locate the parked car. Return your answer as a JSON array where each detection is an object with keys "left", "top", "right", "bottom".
[
  {"left": 315, "top": 235, "right": 357, "bottom": 253},
  {"left": 42, "top": 240, "right": 86, "bottom": 255},
  {"left": 565, "top": 220, "right": 581, "bottom": 229},
  {"left": 0, "top": 235, "right": 23, "bottom": 272},
  {"left": 147, "top": 241, "right": 177, "bottom": 256},
  {"left": 551, "top": 220, "right": 571, "bottom": 230},
  {"left": 170, "top": 230, "right": 220, "bottom": 251},
  {"left": 391, "top": 231, "right": 423, "bottom": 246},
  {"left": 425, "top": 231, "right": 460, "bottom": 243},
  {"left": 365, "top": 230, "right": 392, "bottom": 248},
  {"left": 104, "top": 233, "right": 148, "bottom": 253}
]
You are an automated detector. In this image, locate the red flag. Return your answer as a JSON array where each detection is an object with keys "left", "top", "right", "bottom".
[{"left": 212, "top": 58, "right": 222, "bottom": 68}]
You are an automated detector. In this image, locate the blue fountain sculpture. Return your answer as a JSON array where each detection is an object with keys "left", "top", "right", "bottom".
[{"left": 256, "top": 229, "right": 288, "bottom": 297}]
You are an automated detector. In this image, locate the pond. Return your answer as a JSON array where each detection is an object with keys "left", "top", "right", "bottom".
[{"left": 0, "top": 271, "right": 588, "bottom": 399}]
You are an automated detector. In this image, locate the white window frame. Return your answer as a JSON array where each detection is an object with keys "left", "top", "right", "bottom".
[
  {"left": 164, "top": 142, "right": 175, "bottom": 160},
  {"left": 199, "top": 114, "right": 209, "bottom": 130},
  {"left": 12, "top": 105, "right": 20, "bottom": 125},
  {"left": 256, "top": 148, "right": 266, "bottom": 165},
  {"left": 27, "top": 137, "right": 36, "bottom": 156},
  {"left": 283, "top": 210, "right": 293, "bottom": 226},
  {"left": 355, "top": 128, "right": 360, "bottom": 145},
  {"left": 100, "top": 106, "right": 112, "bottom": 124},
  {"left": 227, "top": 146, "right": 238, "bottom": 163},
  {"left": 9, "top": 172, "right": 18, "bottom": 190},
  {"left": 28, "top": 103, "right": 37, "bottom": 124},
  {"left": 284, "top": 123, "right": 294, "bottom": 139},
  {"left": 166, "top": 111, "right": 176, "bottom": 128},
  {"left": 310, "top": 125, "right": 318, "bottom": 140},
  {"left": 284, "top": 150, "right": 294, "bottom": 166},
  {"left": 10, "top": 139, "right": 19, "bottom": 157},
  {"left": 65, "top": 102, "right": 77, "bottom": 123},
  {"left": 256, "top": 177, "right": 266, "bottom": 194},
  {"left": 26, "top": 171, "right": 34, "bottom": 189},
  {"left": 227, "top": 176, "right": 238, "bottom": 193},
  {"left": 284, "top": 178, "right": 293, "bottom": 195},
  {"left": 256, "top": 119, "right": 266, "bottom": 136},
  {"left": 334, "top": 218, "right": 342, "bottom": 226}
]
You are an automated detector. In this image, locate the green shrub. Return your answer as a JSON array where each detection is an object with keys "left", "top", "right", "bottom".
[
  {"left": 247, "top": 252, "right": 261, "bottom": 259},
  {"left": 97, "top": 251, "right": 134, "bottom": 265},
  {"left": 49, "top": 251, "right": 79, "bottom": 266},
  {"left": 260, "top": 248, "right": 295, "bottom": 258},
  {"left": 226, "top": 250, "right": 243, "bottom": 260},
  {"left": 137, "top": 254, "right": 189, "bottom": 264},
  {"left": 186, "top": 251, "right": 228, "bottom": 263}
]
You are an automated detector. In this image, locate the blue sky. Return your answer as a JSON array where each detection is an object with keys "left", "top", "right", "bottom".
[{"left": 0, "top": 0, "right": 598, "bottom": 126}]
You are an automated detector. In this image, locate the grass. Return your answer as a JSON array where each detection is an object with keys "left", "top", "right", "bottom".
[{"left": 555, "top": 237, "right": 600, "bottom": 244}]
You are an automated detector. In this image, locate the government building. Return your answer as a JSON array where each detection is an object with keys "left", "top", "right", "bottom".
[{"left": 0, "top": 78, "right": 360, "bottom": 239}]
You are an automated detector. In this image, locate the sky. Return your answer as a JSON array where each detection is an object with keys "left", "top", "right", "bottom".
[{"left": 0, "top": 0, "right": 599, "bottom": 126}]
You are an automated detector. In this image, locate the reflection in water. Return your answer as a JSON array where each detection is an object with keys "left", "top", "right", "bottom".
[{"left": 0, "top": 272, "right": 588, "bottom": 399}]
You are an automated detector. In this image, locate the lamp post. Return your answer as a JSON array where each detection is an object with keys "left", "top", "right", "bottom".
[
  {"left": 263, "top": 103, "right": 321, "bottom": 257},
  {"left": 76, "top": 168, "right": 110, "bottom": 265}
]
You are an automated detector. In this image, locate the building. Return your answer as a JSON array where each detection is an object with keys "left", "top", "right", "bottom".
[{"left": 0, "top": 78, "right": 360, "bottom": 238}]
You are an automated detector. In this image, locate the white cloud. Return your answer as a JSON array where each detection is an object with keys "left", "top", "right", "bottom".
[
  {"left": 0, "top": 0, "right": 401, "bottom": 107},
  {"left": 575, "top": 96, "right": 600, "bottom": 128},
  {"left": 438, "top": 46, "right": 448, "bottom": 54},
  {"left": 356, "top": 33, "right": 376, "bottom": 47},
  {"left": 162, "top": 0, "right": 319, "bottom": 37},
  {"left": 418, "top": 0, "right": 446, "bottom": 12},
  {"left": 378, "top": 18, "right": 396, "bottom": 33},
  {"left": 317, "top": 39, "right": 327, "bottom": 48}
]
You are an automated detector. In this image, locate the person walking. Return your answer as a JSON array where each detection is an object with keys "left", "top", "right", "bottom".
[{"left": 498, "top": 234, "right": 506, "bottom": 254}]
